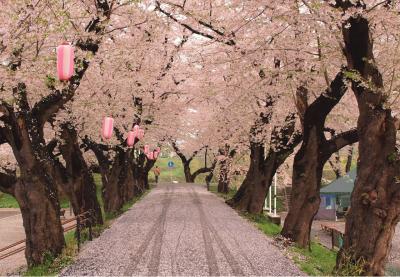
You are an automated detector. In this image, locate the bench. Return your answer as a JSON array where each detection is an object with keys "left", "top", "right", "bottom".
[{"left": 321, "top": 223, "right": 344, "bottom": 250}]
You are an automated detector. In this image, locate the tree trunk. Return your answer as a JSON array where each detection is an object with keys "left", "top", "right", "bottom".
[
  {"left": 334, "top": 11, "right": 400, "bottom": 275},
  {"left": 281, "top": 72, "right": 358, "bottom": 248},
  {"left": 103, "top": 149, "right": 125, "bottom": 214},
  {"left": 227, "top": 112, "right": 301, "bottom": 214},
  {"left": 183, "top": 161, "right": 195, "bottom": 183},
  {"left": 227, "top": 144, "right": 275, "bottom": 213},
  {"left": 0, "top": 89, "right": 65, "bottom": 265},
  {"left": 217, "top": 157, "right": 230, "bottom": 194},
  {"left": 15, "top": 168, "right": 65, "bottom": 266},
  {"left": 132, "top": 158, "right": 146, "bottom": 193},
  {"left": 121, "top": 157, "right": 136, "bottom": 202},
  {"left": 281, "top": 127, "right": 325, "bottom": 247},
  {"left": 0, "top": 169, "right": 64, "bottom": 267},
  {"left": 59, "top": 124, "right": 103, "bottom": 225}
]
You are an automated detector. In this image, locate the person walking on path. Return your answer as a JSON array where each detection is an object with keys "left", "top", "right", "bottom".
[{"left": 153, "top": 166, "right": 161, "bottom": 183}]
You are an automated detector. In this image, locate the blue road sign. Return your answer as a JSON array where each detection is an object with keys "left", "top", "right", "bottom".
[{"left": 167, "top": 161, "right": 175, "bottom": 168}]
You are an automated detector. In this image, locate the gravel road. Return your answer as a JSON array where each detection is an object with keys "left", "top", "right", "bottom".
[{"left": 62, "top": 183, "right": 303, "bottom": 276}]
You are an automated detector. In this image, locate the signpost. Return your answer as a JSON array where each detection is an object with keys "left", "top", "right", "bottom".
[{"left": 167, "top": 161, "right": 175, "bottom": 182}]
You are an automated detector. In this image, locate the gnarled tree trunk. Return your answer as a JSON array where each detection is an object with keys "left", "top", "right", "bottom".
[
  {"left": 183, "top": 161, "right": 195, "bottom": 183},
  {"left": 171, "top": 141, "right": 214, "bottom": 183},
  {"left": 103, "top": 149, "right": 126, "bottom": 214},
  {"left": 14, "top": 172, "right": 65, "bottom": 266},
  {"left": 332, "top": 6, "right": 400, "bottom": 275},
  {"left": 59, "top": 123, "right": 103, "bottom": 225},
  {"left": 0, "top": 92, "right": 65, "bottom": 265},
  {"left": 281, "top": 71, "right": 358, "bottom": 248},
  {"left": 0, "top": 170, "right": 63, "bottom": 267},
  {"left": 227, "top": 112, "right": 301, "bottom": 214}
]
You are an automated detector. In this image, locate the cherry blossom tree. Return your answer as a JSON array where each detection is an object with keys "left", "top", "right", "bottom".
[{"left": 0, "top": 0, "right": 130, "bottom": 265}]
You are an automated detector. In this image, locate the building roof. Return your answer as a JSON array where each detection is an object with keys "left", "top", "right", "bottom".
[{"left": 320, "top": 168, "right": 356, "bottom": 194}]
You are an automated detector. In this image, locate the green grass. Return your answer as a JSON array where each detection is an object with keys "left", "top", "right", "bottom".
[
  {"left": 291, "top": 242, "right": 337, "bottom": 276},
  {"left": 23, "top": 224, "right": 108, "bottom": 276},
  {"left": 23, "top": 231, "right": 78, "bottom": 276},
  {"left": 250, "top": 213, "right": 336, "bottom": 275},
  {"left": 0, "top": 193, "right": 70, "bottom": 209},
  {"left": 0, "top": 192, "right": 19, "bottom": 208},
  {"left": 208, "top": 184, "right": 237, "bottom": 200},
  {"left": 245, "top": 213, "right": 282, "bottom": 236}
]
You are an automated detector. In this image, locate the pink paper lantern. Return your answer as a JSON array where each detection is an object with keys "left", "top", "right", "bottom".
[
  {"left": 133, "top": 125, "right": 140, "bottom": 132},
  {"left": 57, "top": 43, "right": 74, "bottom": 81},
  {"left": 127, "top": 131, "right": 136, "bottom": 147},
  {"left": 144, "top": 145, "right": 149, "bottom": 154},
  {"left": 138, "top": 129, "right": 145, "bottom": 140},
  {"left": 147, "top": 152, "right": 154, "bottom": 160},
  {"left": 153, "top": 151, "right": 159, "bottom": 159},
  {"left": 102, "top": 117, "right": 114, "bottom": 140}
]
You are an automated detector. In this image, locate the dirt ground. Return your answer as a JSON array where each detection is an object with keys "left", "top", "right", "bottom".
[
  {"left": 0, "top": 208, "right": 26, "bottom": 275},
  {"left": 0, "top": 208, "right": 75, "bottom": 275}
]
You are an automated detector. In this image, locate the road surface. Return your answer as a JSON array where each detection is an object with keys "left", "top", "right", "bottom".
[{"left": 63, "top": 183, "right": 303, "bottom": 276}]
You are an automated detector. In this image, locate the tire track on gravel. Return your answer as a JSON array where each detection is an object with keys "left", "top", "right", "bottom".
[
  {"left": 208, "top": 205, "right": 261, "bottom": 275},
  {"left": 191, "top": 188, "right": 244, "bottom": 276},
  {"left": 190, "top": 190, "right": 220, "bottom": 276},
  {"left": 124, "top": 185, "right": 173, "bottom": 275}
]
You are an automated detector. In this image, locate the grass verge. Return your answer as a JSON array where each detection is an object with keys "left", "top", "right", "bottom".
[
  {"left": 0, "top": 192, "right": 19, "bottom": 208},
  {"left": 208, "top": 184, "right": 237, "bottom": 200},
  {"left": 23, "top": 227, "right": 105, "bottom": 276},
  {"left": 210, "top": 186, "right": 337, "bottom": 276},
  {"left": 23, "top": 177, "right": 151, "bottom": 276}
]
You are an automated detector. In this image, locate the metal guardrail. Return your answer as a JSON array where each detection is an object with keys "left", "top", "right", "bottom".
[{"left": 0, "top": 210, "right": 94, "bottom": 261}]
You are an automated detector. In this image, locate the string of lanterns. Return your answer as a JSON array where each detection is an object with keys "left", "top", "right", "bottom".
[
  {"left": 144, "top": 146, "right": 161, "bottom": 160},
  {"left": 57, "top": 42, "right": 159, "bottom": 160}
]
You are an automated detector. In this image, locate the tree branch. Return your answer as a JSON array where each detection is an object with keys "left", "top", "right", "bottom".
[
  {"left": 325, "top": 128, "right": 359, "bottom": 156},
  {"left": 302, "top": 69, "right": 348, "bottom": 139},
  {"left": 82, "top": 136, "right": 111, "bottom": 170},
  {"left": 155, "top": 1, "right": 235, "bottom": 46},
  {"left": 171, "top": 140, "right": 188, "bottom": 164},
  {"left": 114, "top": 127, "right": 126, "bottom": 145},
  {"left": 31, "top": 1, "right": 112, "bottom": 129},
  {"left": 31, "top": 59, "right": 90, "bottom": 129},
  {"left": 192, "top": 158, "right": 218, "bottom": 180},
  {"left": 188, "top": 145, "right": 208, "bottom": 162}
]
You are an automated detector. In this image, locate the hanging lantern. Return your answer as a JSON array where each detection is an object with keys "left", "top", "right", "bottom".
[
  {"left": 57, "top": 42, "right": 74, "bottom": 81},
  {"left": 144, "top": 145, "right": 149, "bottom": 154},
  {"left": 138, "top": 128, "right": 145, "bottom": 140},
  {"left": 133, "top": 125, "right": 140, "bottom": 133},
  {"left": 147, "top": 152, "right": 154, "bottom": 160},
  {"left": 127, "top": 131, "right": 136, "bottom": 147},
  {"left": 153, "top": 150, "right": 159, "bottom": 159},
  {"left": 101, "top": 117, "right": 114, "bottom": 140}
]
